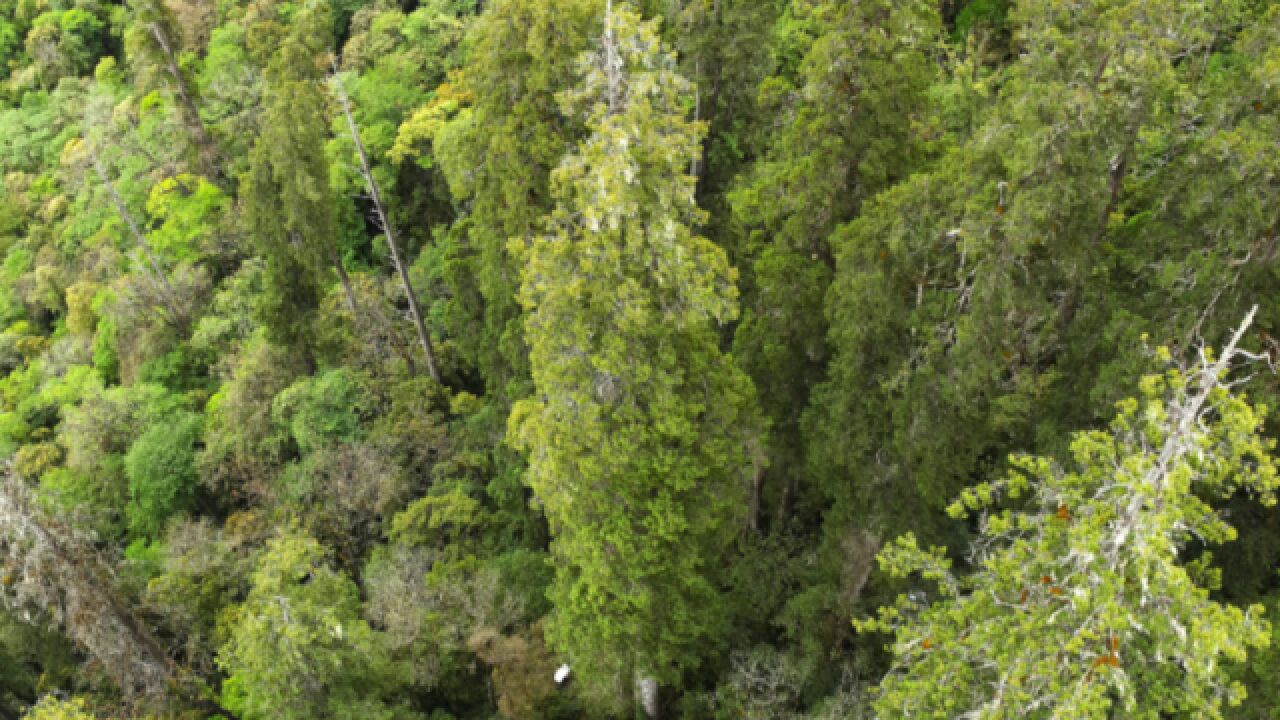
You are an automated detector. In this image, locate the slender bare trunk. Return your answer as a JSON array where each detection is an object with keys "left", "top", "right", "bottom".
[
  {"left": 148, "top": 21, "right": 226, "bottom": 186},
  {"left": 636, "top": 673, "right": 659, "bottom": 720},
  {"left": 331, "top": 65, "right": 442, "bottom": 383},
  {"left": 88, "top": 144, "right": 185, "bottom": 328}
]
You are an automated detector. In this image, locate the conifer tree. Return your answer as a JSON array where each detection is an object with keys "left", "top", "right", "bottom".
[
  {"left": 810, "top": 0, "right": 1251, "bottom": 540},
  {"left": 666, "top": 0, "right": 780, "bottom": 200},
  {"left": 862, "top": 314, "right": 1278, "bottom": 718},
  {"left": 508, "top": 0, "right": 759, "bottom": 707},
  {"left": 242, "top": 1, "right": 349, "bottom": 361},
  {"left": 434, "top": 0, "right": 600, "bottom": 398},
  {"left": 730, "top": 0, "right": 939, "bottom": 528}
]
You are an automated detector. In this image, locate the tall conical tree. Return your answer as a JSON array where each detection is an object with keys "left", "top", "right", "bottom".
[
  {"left": 809, "top": 0, "right": 1264, "bottom": 543},
  {"left": 729, "top": 0, "right": 939, "bottom": 530},
  {"left": 508, "top": 1, "right": 760, "bottom": 708},
  {"left": 434, "top": 0, "right": 602, "bottom": 400},
  {"left": 242, "top": 1, "right": 350, "bottom": 361}
]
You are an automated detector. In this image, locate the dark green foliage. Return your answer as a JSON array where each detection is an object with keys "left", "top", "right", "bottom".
[
  {"left": 953, "top": 0, "right": 1012, "bottom": 39},
  {"left": 730, "top": 0, "right": 940, "bottom": 533},
  {"left": 509, "top": 3, "right": 761, "bottom": 704},
  {"left": 0, "top": 612, "right": 77, "bottom": 712},
  {"left": 242, "top": 2, "right": 343, "bottom": 360},
  {"left": 1, "top": 0, "right": 1280, "bottom": 718},
  {"left": 272, "top": 368, "right": 366, "bottom": 456},
  {"left": 432, "top": 0, "right": 601, "bottom": 399},
  {"left": 124, "top": 409, "right": 201, "bottom": 539}
]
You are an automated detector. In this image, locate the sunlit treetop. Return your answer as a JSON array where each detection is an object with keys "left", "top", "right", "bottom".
[{"left": 862, "top": 315, "right": 1279, "bottom": 719}]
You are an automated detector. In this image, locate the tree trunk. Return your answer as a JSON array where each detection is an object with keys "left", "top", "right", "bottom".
[
  {"left": 331, "top": 65, "right": 443, "bottom": 383},
  {"left": 331, "top": 247, "right": 359, "bottom": 315},
  {"left": 88, "top": 144, "right": 186, "bottom": 330},
  {"left": 636, "top": 673, "right": 659, "bottom": 720},
  {"left": 775, "top": 473, "right": 793, "bottom": 532},
  {"left": 0, "top": 470, "right": 244, "bottom": 720},
  {"left": 148, "top": 21, "right": 226, "bottom": 186}
]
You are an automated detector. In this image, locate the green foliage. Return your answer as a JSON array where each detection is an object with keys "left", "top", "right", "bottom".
[
  {"left": 199, "top": 337, "right": 301, "bottom": 499},
  {"left": 121, "top": 536, "right": 165, "bottom": 590},
  {"left": 197, "top": 21, "right": 259, "bottom": 171},
  {"left": 124, "top": 410, "right": 202, "bottom": 539},
  {"left": 0, "top": 20, "right": 19, "bottom": 82},
  {"left": 217, "top": 530, "right": 410, "bottom": 720},
  {"left": 25, "top": 7, "right": 109, "bottom": 86},
  {"left": 42, "top": 381, "right": 190, "bottom": 536},
  {"left": 144, "top": 175, "right": 228, "bottom": 262},
  {"left": 242, "top": 1, "right": 342, "bottom": 359},
  {"left": 0, "top": 613, "right": 76, "bottom": 714},
  {"left": 1234, "top": 591, "right": 1280, "bottom": 718},
  {"left": 88, "top": 311, "right": 115, "bottom": 383},
  {"left": 271, "top": 368, "right": 366, "bottom": 456},
  {"left": 144, "top": 516, "right": 258, "bottom": 675},
  {"left": 329, "top": 0, "right": 473, "bottom": 206},
  {"left": 729, "top": 0, "right": 939, "bottom": 532},
  {"left": 954, "top": 0, "right": 1012, "bottom": 38},
  {"left": 809, "top": 0, "right": 1269, "bottom": 548},
  {"left": 861, "top": 354, "right": 1278, "bottom": 718},
  {"left": 364, "top": 541, "right": 528, "bottom": 704},
  {"left": 390, "top": 488, "right": 485, "bottom": 551},
  {"left": 509, "top": 1, "right": 760, "bottom": 699},
  {"left": 1, "top": 0, "right": 1280, "bottom": 717},
  {"left": 21, "top": 696, "right": 96, "bottom": 720},
  {"left": 432, "top": 0, "right": 600, "bottom": 396}
]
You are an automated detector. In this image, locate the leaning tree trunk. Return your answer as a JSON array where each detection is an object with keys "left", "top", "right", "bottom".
[
  {"left": 145, "top": 19, "right": 227, "bottom": 187},
  {"left": 87, "top": 142, "right": 187, "bottom": 331},
  {"left": 0, "top": 467, "right": 241, "bottom": 719},
  {"left": 331, "top": 64, "right": 442, "bottom": 383}
]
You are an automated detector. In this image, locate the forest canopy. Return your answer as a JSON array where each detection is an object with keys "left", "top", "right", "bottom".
[{"left": 1, "top": 0, "right": 1280, "bottom": 719}]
